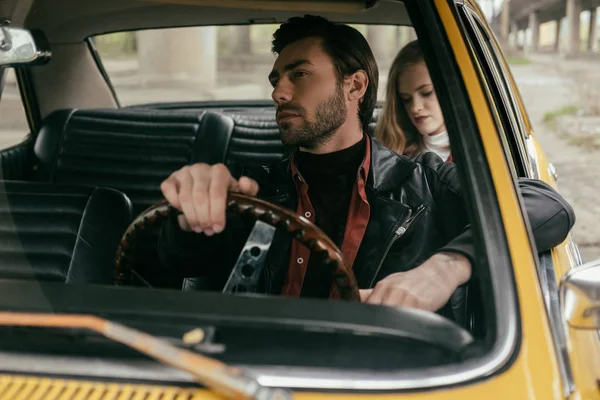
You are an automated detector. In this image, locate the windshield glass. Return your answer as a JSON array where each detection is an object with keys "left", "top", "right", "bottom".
[
  {"left": 93, "top": 24, "right": 416, "bottom": 106},
  {"left": 0, "top": 0, "right": 497, "bottom": 391}
]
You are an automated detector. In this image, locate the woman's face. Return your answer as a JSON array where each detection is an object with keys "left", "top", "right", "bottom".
[{"left": 397, "top": 62, "right": 446, "bottom": 136}]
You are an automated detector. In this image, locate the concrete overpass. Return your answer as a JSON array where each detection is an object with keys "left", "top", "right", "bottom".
[{"left": 491, "top": 0, "right": 600, "bottom": 56}]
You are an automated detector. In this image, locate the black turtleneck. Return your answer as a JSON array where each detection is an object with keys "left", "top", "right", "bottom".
[{"left": 294, "top": 136, "right": 366, "bottom": 297}]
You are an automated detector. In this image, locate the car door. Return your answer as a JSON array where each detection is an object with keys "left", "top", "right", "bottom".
[{"left": 455, "top": 1, "right": 600, "bottom": 398}]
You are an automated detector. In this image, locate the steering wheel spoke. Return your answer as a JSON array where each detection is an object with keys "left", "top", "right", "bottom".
[{"left": 222, "top": 220, "right": 276, "bottom": 295}]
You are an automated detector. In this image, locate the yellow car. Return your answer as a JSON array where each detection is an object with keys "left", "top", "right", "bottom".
[{"left": 0, "top": 0, "right": 598, "bottom": 399}]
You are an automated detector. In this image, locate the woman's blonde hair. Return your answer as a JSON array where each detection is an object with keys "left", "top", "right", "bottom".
[{"left": 375, "top": 40, "right": 426, "bottom": 157}]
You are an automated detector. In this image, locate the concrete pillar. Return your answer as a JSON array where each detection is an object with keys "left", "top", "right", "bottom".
[
  {"left": 500, "top": 0, "right": 511, "bottom": 50},
  {"left": 408, "top": 27, "right": 418, "bottom": 42},
  {"left": 527, "top": 12, "right": 540, "bottom": 53},
  {"left": 395, "top": 26, "right": 402, "bottom": 49},
  {"left": 588, "top": 8, "right": 597, "bottom": 52},
  {"left": 566, "top": 0, "right": 582, "bottom": 56},
  {"left": 136, "top": 26, "right": 217, "bottom": 88},
  {"left": 396, "top": 26, "right": 417, "bottom": 47},
  {"left": 555, "top": 18, "right": 562, "bottom": 52},
  {"left": 518, "top": 29, "right": 526, "bottom": 49},
  {"left": 510, "top": 21, "right": 518, "bottom": 50},
  {"left": 396, "top": 26, "right": 408, "bottom": 49},
  {"left": 229, "top": 26, "right": 252, "bottom": 55},
  {"left": 367, "top": 25, "right": 390, "bottom": 65}
]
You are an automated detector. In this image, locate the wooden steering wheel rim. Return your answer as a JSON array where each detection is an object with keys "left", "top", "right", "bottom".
[{"left": 114, "top": 192, "right": 360, "bottom": 301}]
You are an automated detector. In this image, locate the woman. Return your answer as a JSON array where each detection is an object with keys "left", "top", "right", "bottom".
[
  {"left": 376, "top": 40, "right": 452, "bottom": 162},
  {"left": 375, "top": 39, "right": 577, "bottom": 262}
]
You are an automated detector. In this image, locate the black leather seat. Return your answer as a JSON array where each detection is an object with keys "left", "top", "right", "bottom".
[
  {"left": 0, "top": 136, "right": 35, "bottom": 181},
  {"left": 30, "top": 108, "right": 236, "bottom": 288},
  {"left": 31, "top": 108, "right": 292, "bottom": 209},
  {"left": 30, "top": 107, "right": 381, "bottom": 197},
  {"left": 222, "top": 111, "right": 287, "bottom": 168},
  {"left": 32, "top": 108, "right": 235, "bottom": 214},
  {"left": 222, "top": 108, "right": 380, "bottom": 168},
  {"left": 0, "top": 180, "right": 132, "bottom": 284}
]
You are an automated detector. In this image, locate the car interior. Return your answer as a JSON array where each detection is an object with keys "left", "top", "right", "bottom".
[{"left": 0, "top": 0, "right": 488, "bottom": 352}]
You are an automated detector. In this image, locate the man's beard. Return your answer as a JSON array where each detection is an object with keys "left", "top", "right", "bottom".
[{"left": 277, "top": 84, "right": 347, "bottom": 150}]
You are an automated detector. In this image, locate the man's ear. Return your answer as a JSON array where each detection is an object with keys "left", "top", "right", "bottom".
[{"left": 346, "top": 70, "right": 369, "bottom": 103}]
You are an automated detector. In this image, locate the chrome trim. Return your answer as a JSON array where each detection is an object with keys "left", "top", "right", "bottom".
[
  {"left": 0, "top": 352, "right": 196, "bottom": 382},
  {"left": 565, "top": 234, "right": 583, "bottom": 267},
  {"left": 251, "top": 354, "right": 520, "bottom": 390},
  {"left": 525, "top": 136, "right": 541, "bottom": 179},
  {"left": 0, "top": 341, "right": 523, "bottom": 392},
  {"left": 539, "top": 252, "right": 576, "bottom": 396},
  {"left": 560, "top": 259, "right": 600, "bottom": 330},
  {"left": 549, "top": 162, "right": 559, "bottom": 181}
]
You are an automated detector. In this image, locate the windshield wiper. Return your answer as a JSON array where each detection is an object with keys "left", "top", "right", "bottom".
[{"left": 0, "top": 312, "right": 292, "bottom": 400}]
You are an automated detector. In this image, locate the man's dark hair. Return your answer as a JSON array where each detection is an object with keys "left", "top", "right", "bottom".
[{"left": 272, "top": 15, "right": 378, "bottom": 133}]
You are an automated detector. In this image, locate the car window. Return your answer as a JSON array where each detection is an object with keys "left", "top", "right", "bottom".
[
  {"left": 0, "top": 68, "right": 30, "bottom": 150},
  {"left": 91, "top": 25, "right": 417, "bottom": 107},
  {"left": 458, "top": 5, "right": 579, "bottom": 391},
  {"left": 459, "top": 7, "right": 533, "bottom": 178},
  {"left": 0, "top": 1, "right": 526, "bottom": 390}
]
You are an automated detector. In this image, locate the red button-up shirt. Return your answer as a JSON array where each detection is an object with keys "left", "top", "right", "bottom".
[{"left": 280, "top": 137, "right": 371, "bottom": 298}]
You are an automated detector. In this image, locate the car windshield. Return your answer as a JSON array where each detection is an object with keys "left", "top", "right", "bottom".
[{"left": 0, "top": 0, "right": 504, "bottom": 393}]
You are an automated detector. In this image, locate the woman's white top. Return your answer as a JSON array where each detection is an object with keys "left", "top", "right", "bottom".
[{"left": 423, "top": 131, "right": 451, "bottom": 161}]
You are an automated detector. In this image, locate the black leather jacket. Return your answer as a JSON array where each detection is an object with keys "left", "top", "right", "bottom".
[{"left": 158, "top": 137, "right": 575, "bottom": 315}]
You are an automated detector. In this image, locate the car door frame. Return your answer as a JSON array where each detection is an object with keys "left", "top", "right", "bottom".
[{"left": 455, "top": 1, "right": 600, "bottom": 398}]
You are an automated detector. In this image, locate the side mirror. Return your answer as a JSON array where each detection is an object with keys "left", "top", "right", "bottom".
[
  {"left": 0, "top": 25, "right": 51, "bottom": 67},
  {"left": 560, "top": 259, "right": 600, "bottom": 329}
]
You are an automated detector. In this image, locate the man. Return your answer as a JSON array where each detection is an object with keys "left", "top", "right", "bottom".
[{"left": 158, "top": 15, "right": 574, "bottom": 317}]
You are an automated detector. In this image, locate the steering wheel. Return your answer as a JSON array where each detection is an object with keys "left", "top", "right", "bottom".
[{"left": 114, "top": 192, "right": 360, "bottom": 301}]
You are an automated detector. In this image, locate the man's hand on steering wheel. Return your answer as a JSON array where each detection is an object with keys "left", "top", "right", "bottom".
[{"left": 160, "top": 163, "right": 260, "bottom": 235}]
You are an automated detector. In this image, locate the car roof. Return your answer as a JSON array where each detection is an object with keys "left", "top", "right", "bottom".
[{"left": 18, "top": 0, "right": 410, "bottom": 43}]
